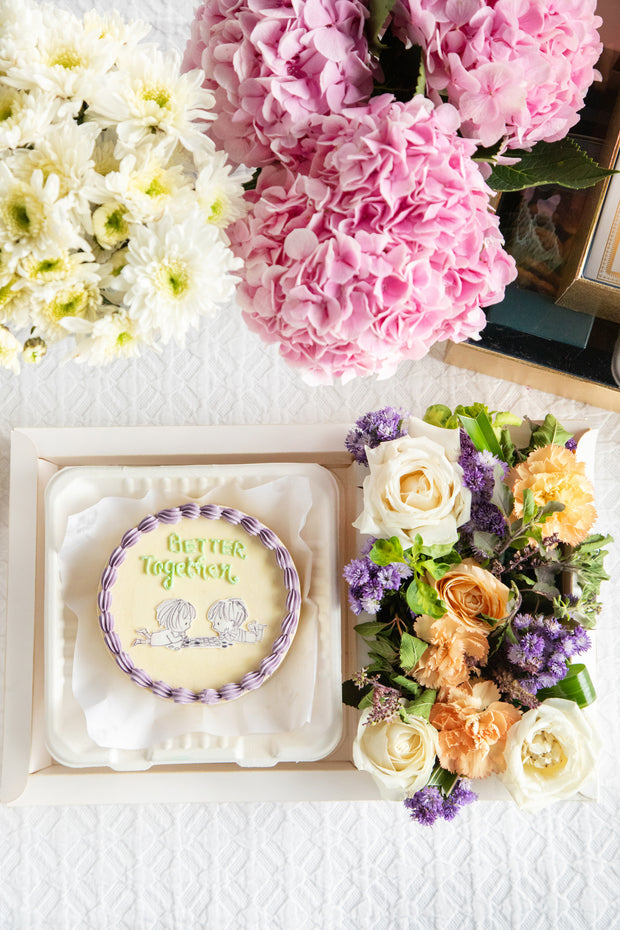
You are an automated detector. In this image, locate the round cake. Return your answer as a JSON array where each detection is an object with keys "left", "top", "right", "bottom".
[{"left": 97, "top": 502, "right": 301, "bottom": 703}]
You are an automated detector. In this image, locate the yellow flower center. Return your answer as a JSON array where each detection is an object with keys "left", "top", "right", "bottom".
[
  {"left": 45, "top": 286, "right": 89, "bottom": 321},
  {"left": 49, "top": 47, "right": 83, "bottom": 70},
  {"left": 141, "top": 84, "right": 171, "bottom": 109},
  {"left": 155, "top": 259, "right": 190, "bottom": 299},
  {"left": 3, "top": 189, "right": 44, "bottom": 240},
  {"left": 116, "top": 331, "right": 133, "bottom": 347}
]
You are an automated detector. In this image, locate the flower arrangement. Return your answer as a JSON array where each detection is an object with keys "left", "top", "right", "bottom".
[
  {"left": 185, "top": 0, "right": 611, "bottom": 384},
  {"left": 343, "top": 404, "right": 611, "bottom": 823},
  {"left": 0, "top": 0, "right": 248, "bottom": 373}
]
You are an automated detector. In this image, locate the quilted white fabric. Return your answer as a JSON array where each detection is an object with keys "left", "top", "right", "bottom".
[{"left": 0, "top": 1, "right": 618, "bottom": 927}]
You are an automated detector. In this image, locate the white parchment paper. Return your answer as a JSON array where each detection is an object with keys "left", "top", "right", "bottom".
[{"left": 59, "top": 474, "right": 318, "bottom": 751}]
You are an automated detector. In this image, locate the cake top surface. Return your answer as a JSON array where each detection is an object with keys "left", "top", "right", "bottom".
[{"left": 98, "top": 502, "right": 301, "bottom": 703}]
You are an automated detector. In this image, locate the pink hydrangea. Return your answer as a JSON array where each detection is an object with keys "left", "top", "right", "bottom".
[
  {"left": 230, "top": 95, "right": 516, "bottom": 383},
  {"left": 183, "top": 0, "right": 375, "bottom": 168},
  {"left": 399, "top": 0, "right": 603, "bottom": 150}
]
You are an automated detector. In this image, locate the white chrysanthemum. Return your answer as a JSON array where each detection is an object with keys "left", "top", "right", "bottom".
[
  {"left": 0, "top": 0, "right": 42, "bottom": 68},
  {"left": 5, "top": 9, "right": 117, "bottom": 114},
  {"left": 18, "top": 249, "right": 97, "bottom": 289},
  {"left": 92, "top": 202, "right": 130, "bottom": 250},
  {"left": 87, "top": 49, "right": 215, "bottom": 157},
  {"left": 10, "top": 119, "right": 100, "bottom": 225},
  {"left": 99, "top": 149, "right": 194, "bottom": 222},
  {"left": 0, "top": 165, "right": 80, "bottom": 260},
  {"left": 0, "top": 323, "right": 20, "bottom": 373},
  {"left": 98, "top": 247, "right": 129, "bottom": 292},
  {"left": 0, "top": 86, "right": 60, "bottom": 150},
  {"left": 195, "top": 152, "right": 250, "bottom": 230},
  {"left": 30, "top": 277, "right": 102, "bottom": 342},
  {"left": 121, "top": 208, "right": 241, "bottom": 344},
  {"left": 83, "top": 9, "right": 151, "bottom": 52},
  {"left": 72, "top": 307, "right": 147, "bottom": 365}
]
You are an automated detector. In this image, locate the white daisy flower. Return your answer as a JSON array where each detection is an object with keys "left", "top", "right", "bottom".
[
  {"left": 30, "top": 276, "right": 102, "bottom": 342},
  {"left": 83, "top": 10, "right": 151, "bottom": 54},
  {"left": 71, "top": 307, "right": 147, "bottom": 365},
  {"left": 0, "top": 324, "right": 20, "bottom": 373},
  {"left": 121, "top": 208, "right": 241, "bottom": 344},
  {"left": 87, "top": 49, "right": 215, "bottom": 157},
  {"left": 18, "top": 248, "right": 97, "bottom": 289},
  {"left": 99, "top": 148, "right": 194, "bottom": 222},
  {"left": 5, "top": 9, "right": 118, "bottom": 115},
  {"left": 0, "top": 87, "right": 60, "bottom": 150},
  {"left": 195, "top": 151, "right": 250, "bottom": 231},
  {"left": 10, "top": 119, "right": 100, "bottom": 225},
  {"left": 92, "top": 202, "right": 130, "bottom": 250},
  {"left": 0, "top": 0, "right": 42, "bottom": 69},
  {"left": 0, "top": 165, "right": 80, "bottom": 260}
]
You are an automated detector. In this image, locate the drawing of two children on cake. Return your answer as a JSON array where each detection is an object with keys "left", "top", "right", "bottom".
[{"left": 132, "top": 597, "right": 266, "bottom": 650}]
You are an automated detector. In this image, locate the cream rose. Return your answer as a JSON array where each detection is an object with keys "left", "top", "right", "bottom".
[
  {"left": 352, "top": 706, "right": 439, "bottom": 801},
  {"left": 500, "top": 698, "right": 600, "bottom": 811},
  {"left": 353, "top": 417, "right": 471, "bottom": 547}
]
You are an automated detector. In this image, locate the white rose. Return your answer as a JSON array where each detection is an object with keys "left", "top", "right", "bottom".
[
  {"left": 352, "top": 707, "right": 439, "bottom": 801},
  {"left": 500, "top": 698, "right": 600, "bottom": 812},
  {"left": 353, "top": 416, "right": 471, "bottom": 547}
]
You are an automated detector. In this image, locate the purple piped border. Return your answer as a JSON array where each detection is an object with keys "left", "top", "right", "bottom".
[{"left": 97, "top": 502, "right": 301, "bottom": 704}]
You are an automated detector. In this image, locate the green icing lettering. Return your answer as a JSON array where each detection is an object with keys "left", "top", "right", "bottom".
[
  {"left": 138, "top": 548, "right": 245, "bottom": 588},
  {"left": 168, "top": 533, "right": 181, "bottom": 553}
]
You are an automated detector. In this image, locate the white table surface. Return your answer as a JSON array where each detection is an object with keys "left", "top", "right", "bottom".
[{"left": 1, "top": 1, "right": 619, "bottom": 927}]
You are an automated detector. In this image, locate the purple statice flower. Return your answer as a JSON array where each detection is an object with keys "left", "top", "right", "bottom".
[
  {"left": 490, "top": 612, "right": 591, "bottom": 702},
  {"left": 457, "top": 431, "right": 507, "bottom": 542},
  {"left": 366, "top": 683, "right": 402, "bottom": 724},
  {"left": 343, "top": 553, "right": 412, "bottom": 615},
  {"left": 404, "top": 780, "right": 477, "bottom": 826},
  {"left": 345, "top": 407, "right": 409, "bottom": 466},
  {"left": 565, "top": 437, "right": 578, "bottom": 452}
]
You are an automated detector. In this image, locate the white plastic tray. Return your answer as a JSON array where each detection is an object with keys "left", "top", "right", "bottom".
[{"left": 44, "top": 463, "right": 342, "bottom": 770}]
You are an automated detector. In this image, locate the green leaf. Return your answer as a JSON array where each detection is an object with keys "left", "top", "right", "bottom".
[
  {"left": 457, "top": 411, "right": 503, "bottom": 458},
  {"left": 426, "top": 763, "right": 459, "bottom": 795},
  {"left": 522, "top": 487, "right": 536, "bottom": 525},
  {"left": 372, "top": 36, "right": 423, "bottom": 102},
  {"left": 342, "top": 679, "right": 369, "bottom": 708},
  {"left": 472, "top": 531, "right": 499, "bottom": 557},
  {"left": 536, "top": 663, "right": 596, "bottom": 708},
  {"left": 399, "top": 631, "right": 428, "bottom": 671},
  {"left": 423, "top": 404, "right": 458, "bottom": 429},
  {"left": 358, "top": 689, "right": 375, "bottom": 710},
  {"left": 487, "top": 138, "right": 618, "bottom": 192},
  {"left": 366, "top": 0, "right": 396, "bottom": 53},
  {"left": 369, "top": 638, "right": 398, "bottom": 661},
  {"left": 390, "top": 674, "right": 421, "bottom": 696},
  {"left": 406, "top": 577, "right": 446, "bottom": 618},
  {"left": 419, "top": 541, "right": 460, "bottom": 560},
  {"left": 528, "top": 414, "right": 574, "bottom": 450},
  {"left": 242, "top": 168, "right": 261, "bottom": 191},
  {"left": 421, "top": 559, "right": 457, "bottom": 580},
  {"left": 354, "top": 620, "right": 389, "bottom": 638},
  {"left": 403, "top": 688, "right": 437, "bottom": 722},
  {"left": 370, "top": 536, "right": 407, "bottom": 565}
]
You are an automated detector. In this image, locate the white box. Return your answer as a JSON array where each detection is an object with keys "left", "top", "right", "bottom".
[{"left": 2, "top": 425, "right": 373, "bottom": 805}]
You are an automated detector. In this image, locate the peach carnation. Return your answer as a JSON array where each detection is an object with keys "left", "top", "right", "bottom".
[
  {"left": 510, "top": 445, "right": 597, "bottom": 546},
  {"left": 413, "top": 612, "right": 488, "bottom": 689},
  {"left": 433, "top": 559, "right": 510, "bottom": 630},
  {"left": 429, "top": 680, "right": 522, "bottom": 778}
]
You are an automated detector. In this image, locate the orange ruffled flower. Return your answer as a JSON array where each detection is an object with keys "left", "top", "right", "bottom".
[
  {"left": 414, "top": 613, "right": 488, "bottom": 689},
  {"left": 433, "top": 559, "right": 510, "bottom": 630},
  {"left": 510, "top": 444, "right": 596, "bottom": 546},
  {"left": 429, "top": 680, "right": 522, "bottom": 779}
]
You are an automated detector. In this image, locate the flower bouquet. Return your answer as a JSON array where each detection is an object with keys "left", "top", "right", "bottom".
[
  {"left": 0, "top": 0, "right": 248, "bottom": 372},
  {"left": 343, "top": 404, "right": 611, "bottom": 824},
  {"left": 185, "top": 0, "right": 613, "bottom": 384}
]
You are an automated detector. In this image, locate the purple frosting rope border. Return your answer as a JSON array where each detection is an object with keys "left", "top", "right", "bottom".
[{"left": 97, "top": 502, "right": 302, "bottom": 704}]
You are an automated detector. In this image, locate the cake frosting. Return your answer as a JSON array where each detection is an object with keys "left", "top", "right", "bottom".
[{"left": 97, "top": 502, "right": 301, "bottom": 703}]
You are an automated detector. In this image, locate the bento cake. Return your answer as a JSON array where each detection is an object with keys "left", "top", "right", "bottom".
[{"left": 97, "top": 502, "right": 301, "bottom": 703}]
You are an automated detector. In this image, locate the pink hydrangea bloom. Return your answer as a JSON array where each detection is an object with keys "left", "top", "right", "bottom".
[
  {"left": 183, "top": 0, "right": 375, "bottom": 168},
  {"left": 230, "top": 95, "right": 516, "bottom": 383},
  {"left": 399, "top": 0, "right": 603, "bottom": 150}
]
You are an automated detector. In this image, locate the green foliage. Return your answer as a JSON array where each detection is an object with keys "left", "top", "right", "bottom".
[
  {"left": 365, "top": 0, "right": 397, "bottom": 54},
  {"left": 537, "top": 663, "right": 596, "bottom": 708},
  {"left": 487, "top": 138, "right": 617, "bottom": 192},
  {"left": 399, "top": 631, "right": 428, "bottom": 671},
  {"left": 401, "top": 689, "right": 437, "bottom": 722}
]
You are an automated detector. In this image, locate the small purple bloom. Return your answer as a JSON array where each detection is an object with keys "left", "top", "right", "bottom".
[
  {"left": 405, "top": 780, "right": 477, "bottom": 825},
  {"left": 565, "top": 438, "right": 578, "bottom": 451},
  {"left": 343, "top": 553, "right": 410, "bottom": 615},
  {"left": 345, "top": 407, "right": 409, "bottom": 466}
]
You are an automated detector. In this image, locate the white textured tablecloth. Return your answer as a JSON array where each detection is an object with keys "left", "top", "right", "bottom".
[{"left": 0, "top": 1, "right": 619, "bottom": 927}]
